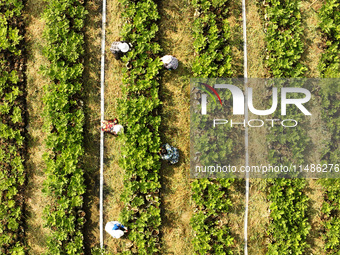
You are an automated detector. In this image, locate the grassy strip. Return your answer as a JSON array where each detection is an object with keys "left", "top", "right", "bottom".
[
  {"left": 0, "top": 0, "right": 27, "bottom": 253},
  {"left": 258, "top": 0, "right": 311, "bottom": 254},
  {"left": 40, "top": 0, "right": 87, "bottom": 253},
  {"left": 318, "top": 1, "right": 340, "bottom": 253},
  {"left": 116, "top": 0, "right": 163, "bottom": 254},
  {"left": 191, "top": 0, "right": 235, "bottom": 254}
]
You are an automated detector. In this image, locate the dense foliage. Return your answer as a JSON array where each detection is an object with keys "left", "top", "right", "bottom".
[
  {"left": 191, "top": 179, "right": 234, "bottom": 254},
  {"left": 116, "top": 0, "right": 163, "bottom": 254},
  {"left": 261, "top": 0, "right": 307, "bottom": 77},
  {"left": 0, "top": 0, "right": 27, "bottom": 253},
  {"left": 319, "top": 0, "right": 340, "bottom": 78},
  {"left": 319, "top": 85, "right": 340, "bottom": 253},
  {"left": 191, "top": 0, "right": 235, "bottom": 254},
  {"left": 318, "top": 1, "right": 340, "bottom": 253},
  {"left": 266, "top": 177, "right": 310, "bottom": 255},
  {"left": 41, "top": 0, "right": 88, "bottom": 253},
  {"left": 259, "top": 0, "right": 311, "bottom": 254},
  {"left": 192, "top": 0, "right": 233, "bottom": 78}
]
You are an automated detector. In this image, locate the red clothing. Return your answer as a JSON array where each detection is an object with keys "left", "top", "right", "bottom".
[{"left": 102, "top": 121, "right": 115, "bottom": 133}]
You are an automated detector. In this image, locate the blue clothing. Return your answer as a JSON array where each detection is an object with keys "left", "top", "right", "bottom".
[
  {"left": 160, "top": 143, "right": 179, "bottom": 164},
  {"left": 113, "top": 223, "right": 125, "bottom": 230}
]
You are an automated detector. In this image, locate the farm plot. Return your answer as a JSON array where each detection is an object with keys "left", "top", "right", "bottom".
[
  {"left": 0, "top": 0, "right": 27, "bottom": 253},
  {"left": 103, "top": 0, "right": 164, "bottom": 254},
  {"left": 1, "top": 0, "right": 339, "bottom": 254},
  {"left": 251, "top": 1, "right": 338, "bottom": 254},
  {"left": 258, "top": 1, "right": 312, "bottom": 254},
  {"left": 190, "top": 0, "right": 246, "bottom": 254},
  {"left": 318, "top": 1, "right": 340, "bottom": 254},
  {"left": 39, "top": 0, "right": 88, "bottom": 253}
]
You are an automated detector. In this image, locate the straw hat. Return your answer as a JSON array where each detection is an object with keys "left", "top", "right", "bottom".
[
  {"left": 118, "top": 42, "right": 130, "bottom": 53},
  {"left": 162, "top": 55, "right": 172, "bottom": 64}
]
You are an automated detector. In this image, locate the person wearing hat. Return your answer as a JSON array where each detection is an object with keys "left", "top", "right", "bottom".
[
  {"left": 105, "top": 221, "right": 128, "bottom": 239},
  {"left": 110, "top": 41, "right": 132, "bottom": 60},
  {"left": 101, "top": 118, "right": 124, "bottom": 136},
  {"left": 160, "top": 55, "right": 178, "bottom": 70}
]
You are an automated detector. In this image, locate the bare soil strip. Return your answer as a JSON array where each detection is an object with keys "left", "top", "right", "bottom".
[
  {"left": 156, "top": 0, "right": 195, "bottom": 253},
  {"left": 24, "top": 0, "right": 51, "bottom": 253},
  {"left": 100, "top": 0, "right": 125, "bottom": 253},
  {"left": 246, "top": 2, "right": 271, "bottom": 251},
  {"left": 82, "top": 0, "right": 103, "bottom": 252},
  {"left": 300, "top": 2, "right": 327, "bottom": 253}
]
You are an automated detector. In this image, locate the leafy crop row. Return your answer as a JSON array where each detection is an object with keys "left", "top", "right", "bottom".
[
  {"left": 319, "top": 0, "right": 340, "bottom": 78},
  {"left": 259, "top": 1, "right": 311, "bottom": 254},
  {"left": 0, "top": 0, "right": 27, "bottom": 253},
  {"left": 191, "top": 1, "right": 235, "bottom": 254},
  {"left": 191, "top": 179, "right": 234, "bottom": 254},
  {"left": 41, "top": 0, "right": 87, "bottom": 253},
  {"left": 259, "top": 0, "right": 307, "bottom": 77},
  {"left": 318, "top": 1, "right": 340, "bottom": 253},
  {"left": 192, "top": 0, "right": 233, "bottom": 78},
  {"left": 116, "top": 0, "right": 163, "bottom": 254}
]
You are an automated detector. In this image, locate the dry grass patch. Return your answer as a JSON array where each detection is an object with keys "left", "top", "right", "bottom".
[
  {"left": 247, "top": 0, "right": 267, "bottom": 78},
  {"left": 82, "top": 0, "right": 103, "bottom": 252},
  {"left": 157, "top": 0, "right": 194, "bottom": 253},
  {"left": 301, "top": 1, "right": 324, "bottom": 78},
  {"left": 100, "top": 0, "right": 126, "bottom": 253},
  {"left": 305, "top": 179, "right": 326, "bottom": 255},
  {"left": 24, "top": 0, "right": 50, "bottom": 253}
]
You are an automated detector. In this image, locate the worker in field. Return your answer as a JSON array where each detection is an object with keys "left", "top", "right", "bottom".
[
  {"left": 110, "top": 41, "right": 132, "bottom": 60},
  {"left": 105, "top": 221, "right": 128, "bottom": 239},
  {"left": 101, "top": 118, "right": 124, "bottom": 136},
  {"left": 159, "top": 143, "right": 179, "bottom": 164},
  {"left": 160, "top": 55, "right": 178, "bottom": 70}
]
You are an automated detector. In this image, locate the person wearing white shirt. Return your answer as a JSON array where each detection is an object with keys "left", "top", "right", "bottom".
[
  {"left": 101, "top": 119, "right": 124, "bottom": 136},
  {"left": 112, "top": 124, "right": 124, "bottom": 135},
  {"left": 105, "top": 221, "right": 128, "bottom": 239}
]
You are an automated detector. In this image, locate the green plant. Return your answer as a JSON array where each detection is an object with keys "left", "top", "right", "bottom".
[
  {"left": 258, "top": 1, "right": 311, "bottom": 253},
  {"left": 41, "top": 0, "right": 88, "bottom": 253},
  {"left": 0, "top": 0, "right": 27, "bottom": 253},
  {"left": 318, "top": 1, "right": 340, "bottom": 253},
  {"left": 190, "top": 1, "right": 236, "bottom": 254},
  {"left": 116, "top": 0, "right": 163, "bottom": 253}
]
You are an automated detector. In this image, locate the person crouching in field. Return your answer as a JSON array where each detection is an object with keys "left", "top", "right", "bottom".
[
  {"left": 160, "top": 55, "right": 178, "bottom": 70},
  {"left": 159, "top": 143, "right": 179, "bottom": 164},
  {"left": 110, "top": 41, "right": 132, "bottom": 60},
  {"left": 105, "top": 221, "right": 128, "bottom": 239},
  {"left": 101, "top": 118, "right": 124, "bottom": 136}
]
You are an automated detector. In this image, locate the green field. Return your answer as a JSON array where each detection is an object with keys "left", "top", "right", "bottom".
[{"left": 1, "top": 0, "right": 339, "bottom": 254}]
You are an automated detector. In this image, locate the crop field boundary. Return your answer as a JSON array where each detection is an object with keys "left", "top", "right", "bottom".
[
  {"left": 243, "top": 0, "right": 249, "bottom": 254},
  {"left": 99, "top": 0, "right": 107, "bottom": 249}
]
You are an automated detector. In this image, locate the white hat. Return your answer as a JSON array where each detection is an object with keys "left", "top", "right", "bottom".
[
  {"left": 118, "top": 42, "right": 130, "bottom": 53},
  {"left": 113, "top": 124, "right": 124, "bottom": 134},
  {"left": 162, "top": 55, "right": 172, "bottom": 64}
]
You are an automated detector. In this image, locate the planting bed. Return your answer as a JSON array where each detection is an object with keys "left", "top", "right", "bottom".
[
  {"left": 0, "top": 0, "right": 27, "bottom": 253},
  {"left": 0, "top": 0, "right": 338, "bottom": 254}
]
